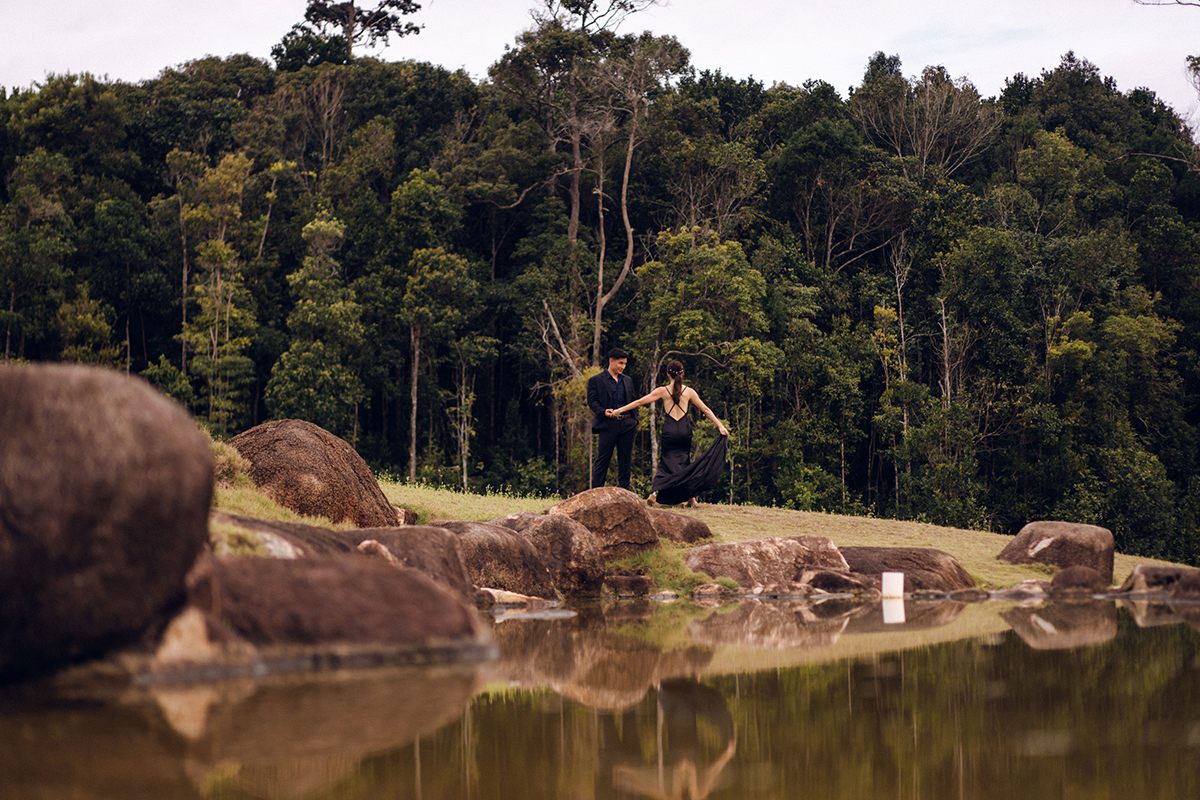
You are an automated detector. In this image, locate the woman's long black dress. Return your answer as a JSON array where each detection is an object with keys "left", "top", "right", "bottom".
[{"left": 651, "top": 397, "right": 728, "bottom": 506}]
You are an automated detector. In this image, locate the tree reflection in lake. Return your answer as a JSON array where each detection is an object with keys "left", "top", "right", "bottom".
[{"left": 3, "top": 598, "right": 1200, "bottom": 799}]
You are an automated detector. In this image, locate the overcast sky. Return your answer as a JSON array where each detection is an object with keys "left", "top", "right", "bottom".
[{"left": 3, "top": 0, "right": 1199, "bottom": 124}]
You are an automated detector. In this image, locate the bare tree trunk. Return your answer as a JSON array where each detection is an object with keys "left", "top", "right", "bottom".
[{"left": 408, "top": 323, "right": 421, "bottom": 484}]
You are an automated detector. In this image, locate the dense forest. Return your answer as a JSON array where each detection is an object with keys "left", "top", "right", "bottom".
[{"left": 4, "top": 0, "right": 1200, "bottom": 562}]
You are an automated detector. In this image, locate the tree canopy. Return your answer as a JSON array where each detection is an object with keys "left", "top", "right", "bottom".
[{"left": 6, "top": 11, "right": 1200, "bottom": 564}]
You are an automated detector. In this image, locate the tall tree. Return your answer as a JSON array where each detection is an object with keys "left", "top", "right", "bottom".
[
  {"left": 266, "top": 213, "right": 367, "bottom": 437},
  {"left": 0, "top": 149, "right": 74, "bottom": 362},
  {"left": 400, "top": 247, "right": 479, "bottom": 482},
  {"left": 288, "top": 0, "right": 422, "bottom": 65}
]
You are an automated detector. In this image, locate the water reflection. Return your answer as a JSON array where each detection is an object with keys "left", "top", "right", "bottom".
[
  {"left": 610, "top": 680, "right": 737, "bottom": 800},
  {"left": 4, "top": 598, "right": 1200, "bottom": 799},
  {"left": 1001, "top": 600, "right": 1118, "bottom": 649}
]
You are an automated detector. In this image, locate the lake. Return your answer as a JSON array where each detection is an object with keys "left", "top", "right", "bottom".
[{"left": 3, "top": 595, "right": 1199, "bottom": 799}]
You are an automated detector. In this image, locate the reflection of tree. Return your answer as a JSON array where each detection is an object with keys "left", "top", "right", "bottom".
[{"left": 611, "top": 679, "right": 736, "bottom": 800}]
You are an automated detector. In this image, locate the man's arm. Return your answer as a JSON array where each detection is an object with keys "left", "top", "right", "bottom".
[{"left": 586, "top": 373, "right": 606, "bottom": 417}]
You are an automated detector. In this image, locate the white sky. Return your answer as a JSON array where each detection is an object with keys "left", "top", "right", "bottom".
[{"left": 3, "top": 0, "right": 1199, "bottom": 125}]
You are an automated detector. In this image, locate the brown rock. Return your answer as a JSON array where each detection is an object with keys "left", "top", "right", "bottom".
[
  {"left": 646, "top": 507, "right": 713, "bottom": 543},
  {"left": 337, "top": 525, "right": 475, "bottom": 600},
  {"left": 997, "top": 521, "right": 1115, "bottom": 583},
  {"left": 684, "top": 536, "right": 848, "bottom": 589},
  {"left": 490, "top": 511, "right": 546, "bottom": 534},
  {"left": 519, "top": 515, "right": 605, "bottom": 595},
  {"left": 839, "top": 546, "right": 976, "bottom": 592},
  {"left": 433, "top": 520, "right": 556, "bottom": 598},
  {"left": 786, "top": 535, "right": 852, "bottom": 569},
  {"left": 1050, "top": 565, "right": 1110, "bottom": 594},
  {"left": 605, "top": 574, "right": 654, "bottom": 596},
  {"left": 796, "top": 568, "right": 879, "bottom": 594},
  {"left": 210, "top": 510, "right": 357, "bottom": 557},
  {"left": 1116, "top": 564, "right": 1200, "bottom": 594},
  {"left": 228, "top": 419, "right": 399, "bottom": 528},
  {"left": 547, "top": 487, "right": 658, "bottom": 558},
  {"left": 0, "top": 364, "right": 214, "bottom": 681},
  {"left": 185, "top": 554, "right": 491, "bottom": 650},
  {"left": 1175, "top": 570, "right": 1200, "bottom": 597}
]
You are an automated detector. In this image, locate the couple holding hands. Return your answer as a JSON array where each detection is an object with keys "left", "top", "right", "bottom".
[{"left": 587, "top": 347, "right": 729, "bottom": 506}]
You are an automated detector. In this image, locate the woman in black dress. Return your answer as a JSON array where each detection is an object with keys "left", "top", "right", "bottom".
[{"left": 607, "top": 360, "right": 729, "bottom": 506}]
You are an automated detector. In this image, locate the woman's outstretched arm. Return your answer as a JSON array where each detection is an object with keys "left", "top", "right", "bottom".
[
  {"left": 611, "top": 385, "right": 668, "bottom": 416},
  {"left": 687, "top": 389, "right": 730, "bottom": 436}
]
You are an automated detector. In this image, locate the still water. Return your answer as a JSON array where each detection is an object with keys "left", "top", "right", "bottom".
[{"left": 3, "top": 596, "right": 1200, "bottom": 799}]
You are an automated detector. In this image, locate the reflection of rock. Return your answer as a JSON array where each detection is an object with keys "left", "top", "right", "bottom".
[
  {"left": 0, "top": 363, "right": 214, "bottom": 681},
  {"left": 1001, "top": 601, "right": 1118, "bottom": 649},
  {"left": 0, "top": 664, "right": 480, "bottom": 800},
  {"left": 486, "top": 605, "right": 713, "bottom": 711},
  {"left": 1118, "top": 598, "right": 1186, "bottom": 628},
  {"left": 179, "top": 666, "right": 480, "bottom": 798},
  {"left": 228, "top": 419, "right": 400, "bottom": 528},
  {"left": 839, "top": 547, "right": 976, "bottom": 592},
  {"left": 997, "top": 521, "right": 1115, "bottom": 583},
  {"left": 0, "top": 693, "right": 201, "bottom": 798},
  {"left": 688, "top": 600, "right": 853, "bottom": 648},
  {"left": 547, "top": 487, "right": 659, "bottom": 559},
  {"left": 841, "top": 600, "right": 966, "bottom": 634},
  {"left": 685, "top": 536, "right": 848, "bottom": 589}
]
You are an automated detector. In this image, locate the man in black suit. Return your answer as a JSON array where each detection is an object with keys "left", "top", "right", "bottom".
[{"left": 587, "top": 347, "right": 639, "bottom": 489}]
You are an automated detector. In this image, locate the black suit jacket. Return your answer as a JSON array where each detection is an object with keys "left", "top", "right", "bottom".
[{"left": 587, "top": 369, "right": 639, "bottom": 433}]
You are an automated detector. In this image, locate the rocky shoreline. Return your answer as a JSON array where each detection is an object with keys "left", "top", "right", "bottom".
[{"left": 5, "top": 363, "right": 1200, "bottom": 689}]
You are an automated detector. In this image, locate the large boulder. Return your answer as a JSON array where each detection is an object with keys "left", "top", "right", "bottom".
[
  {"left": 516, "top": 514, "right": 605, "bottom": 596},
  {"left": 997, "top": 521, "right": 1115, "bottom": 583},
  {"left": 227, "top": 419, "right": 399, "bottom": 528},
  {"left": 685, "top": 536, "right": 848, "bottom": 589},
  {"left": 839, "top": 546, "right": 976, "bottom": 592},
  {"left": 0, "top": 364, "right": 213, "bottom": 681},
  {"left": 547, "top": 487, "right": 658, "bottom": 559},
  {"left": 186, "top": 555, "right": 491, "bottom": 651},
  {"left": 646, "top": 507, "right": 713, "bottom": 544},
  {"left": 433, "top": 520, "right": 556, "bottom": 598}
]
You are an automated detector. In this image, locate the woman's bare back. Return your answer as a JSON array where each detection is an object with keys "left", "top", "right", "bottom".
[{"left": 663, "top": 385, "right": 691, "bottom": 420}]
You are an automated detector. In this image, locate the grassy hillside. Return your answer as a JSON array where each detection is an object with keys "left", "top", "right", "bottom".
[{"left": 209, "top": 458, "right": 1180, "bottom": 590}]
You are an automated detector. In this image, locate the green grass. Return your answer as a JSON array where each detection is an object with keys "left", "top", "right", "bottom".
[{"left": 378, "top": 481, "right": 555, "bottom": 524}]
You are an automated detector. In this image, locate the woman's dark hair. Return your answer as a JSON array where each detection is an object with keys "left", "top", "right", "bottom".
[{"left": 666, "top": 360, "right": 684, "bottom": 407}]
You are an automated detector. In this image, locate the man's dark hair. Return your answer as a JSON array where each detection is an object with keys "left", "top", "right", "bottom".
[{"left": 607, "top": 347, "right": 629, "bottom": 361}]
